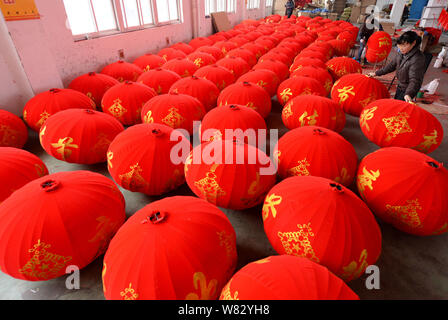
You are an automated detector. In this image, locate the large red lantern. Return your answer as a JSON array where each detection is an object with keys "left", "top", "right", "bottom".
[
  {"left": 186, "top": 52, "right": 217, "bottom": 68},
  {"left": 189, "top": 37, "right": 214, "bottom": 50},
  {"left": 291, "top": 66, "right": 333, "bottom": 94},
  {"left": 157, "top": 48, "right": 187, "bottom": 62},
  {"left": 237, "top": 69, "right": 280, "bottom": 97},
  {"left": 366, "top": 31, "right": 393, "bottom": 63},
  {"left": 170, "top": 42, "right": 195, "bottom": 55},
  {"left": 101, "top": 61, "right": 143, "bottom": 82},
  {"left": 141, "top": 93, "right": 205, "bottom": 134},
  {"left": 132, "top": 54, "right": 165, "bottom": 72},
  {"left": 23, "top": 88, "right": 95, "bottom": 132},
  {"left": 275, "top": 126, "right": 358, "bottom": 186},
  {"left": 161, "top": 58, "right": 199, "bottom": 78},
  {"left": 137, "top": 68, "right": 181, "bottom": 94},
  {"left": 39, "top": 109, "right": 124, "bottom": 164},
  {"left": 356, "top": 147, "right": 448, "bottom": 236},
  {"left": 328, "top": 39, "right": 350, "bottom": 56},
  {"left": 326, "top": 57, "right": 362, "bottom": 80},
  {"left": 0, "top": 109, "right": 28, "bottom": 148},
  {"left": 290, "top": 58, "right": 328, "bottom": 73},
  {"left": 216, "top": 57, "right": 251, "bottom": 79},
  {"left": 107, "top": 123, "right": 191, "bottom": 195},
  {"left": 169, "top": 76, "right": 220, "bottom": 112},
  {"left": 295, "top": 50, "right": 328, "bottom": 62},
  {"left": 226, "top": 48, "right": 258, "bottom": 67},
  {"left": 277, "top": 76, "right": 326, "bottom": 106},
  {"left": 101, "top": 81, "right": 157, "bottom": 125},
  {"left": 217, "top": 82, "right": 271, "bottom": 118},
  {"left": 193, "top": 65, "right": 236, "bottom": 90},
  {"left": 331, "top": 74, "right": 390, "bottom": 116},
  {"left": 281, "top": 95, "right": 346, "bottom": 132},
  {"left": 259, "top": 52, "right": 291, "bottom": 67},
  {"left": 0, "top": 148, "right": 48, "bottom": 203},
  {"left": 103, "top": 196, "right": 237, "bottom": 300},
  {"left": 213, "top": 41, "right": 238, "bottom": 55},
  {"left": 253, "top": 59, "right": 290, "bottom": 82},
  {"left": 262, "top": 176, "right": 381, "bottom": 281},
  {"left": 241, "top": 42, "right": 267, "bottom": 59},
  {"left": 219, "top": 255, "right": 359, "bottom": 300},
  {"left": 0, "top": 170, "right": 125, "bottom": 281},
  {"left": 195, "top": 45, "right": 224, "bottom": 60},
  {"left": 337, "top": 31, "right": 357, "bottom": 47}
]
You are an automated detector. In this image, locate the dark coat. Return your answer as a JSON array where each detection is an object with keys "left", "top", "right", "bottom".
[{"left": 375, "top": 45, "right": 426, "bottom": 98}]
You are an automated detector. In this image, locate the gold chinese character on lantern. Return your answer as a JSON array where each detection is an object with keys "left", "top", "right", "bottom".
[
  {"left": 298, "top": 110, "right": 318, "bottom": 126},
  {"left": 185, "top": 272, "right": 218, "bottom": 300},
  {"left": 51, "top": 137, "right": 79, "bottom": 161},
  {"left": 357, "top": 166, "right": 380, "bottom": 196},
  {"left": 337, "top": 85, "right": 356, "bottom": 103},
  {"left": 414, "top": 130, "right": 438, "bottom": 153},
  {"left": 280, "top": 88, "right": 293, "bottom": 103},
  {"left": 262, "top": 193, "right": 282, "bottom": 221},
  {"left": 386, "top": 199, "right": 423, "bottom": 229},
  {"left": 360, "top": 106, "right": 378, "bottom": 131}
]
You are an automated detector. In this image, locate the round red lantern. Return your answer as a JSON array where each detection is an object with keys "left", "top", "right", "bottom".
[
  {"left": 185, "top": 140, "right": 276, "bottom": 210},
  {"left": 161, "top": 58, "right": 199, "bottom": 78},
  {"left": 213, "top": 41, "right": 238, "bottom": 55},
  {"left": 253, "top": 59, "right": 289, "bottom": 82},
  {"left": 219, "top": 255, "right": 359, "bottom": 300},
  {"left": 241, "top": 42, "right": 267, "bottom": 60},
  {"left": 23, "top": 88, "right": 95, "bottom": 132},
  {"left": 327, "top": 39, "right": 350, "bottom": 56},
  {"left": 262, "top": 176, "right": 381, "bottom": 281},
  {"left": 254, "top": 38, "right": 276, "bottom": 51},
  {"left": 359, "top": 99, "right": 443, "bottom": 153},
  {"left": 281, "top": 95, "right": 346, "bottom": 132},
  {"left": 101, "top": 81, "right": 157, "bottom": 125},
  {"left": 193, "top": 65, "right": 236, "bottom": 91},
  {"left": 229, "top": 36, "right": 250, "bottom": 47},
  {"left": 277, "top": 76, "right": 327, "bottom": 106},
  {"left": 186, "top": 52, "right": 217, "bottom": 68},
  {"left": 0, "top": 170, "right": 125, "bottom": 281},
  {"left": 356, "top": 147, "right": 448, "bottom": 236},
  {"left": 275, "top": 126, "right": 358, "bottom": 185},
  {"left": 331, "top": 74, "right": 390, "bottom": 116},
  {"left": 291, "top": 66, "right": 333, "bottom": 94},
  {"left": 290, "top": 58, "right": 328, "bottom": 74},
  {"left": 226, "top": 48, "right": 258, "bottom": 67},
  {"left": 366, "top": 31, "right": 393, "bottom": 63},
  {"left": 337, "top": 31, "right": 357, "bottom": 47},
  {"left": 216, "top": 57, "right": 251, "bottom": 79},
  {"left": 169, "top": 76, "right": 220, "bottom": 112},
  {"left": 137, "top": 68, "right": 181, "bottom": 94},
  {"left": 132, "top": 54, "right": 165, "bottom": 72},
  {"left": 0, "top": 147, "right": 48, "bottom": 203},
  {"left": 295, "top": 50, "right": 328, "bottom": 62},
  {"left": 107, "top": 123, "right": 191, "bottom": 195},
  {"left": 101, "top": 61, "right": 143, "bottom": 82},
  {"left": 189, "top": 37, "right": 214, "bottom": 50},
  {"left": 157, "top": 48, "right": 187, "bottom": 62},
  {"left": 259, "top": 52, "right": 291, "bottom": 67},
  {"left": 310, "top": 41, "right": 334, "bottom": 59},
  {"left": 195, "top": 45, "right": 224, "bottom": 60},
  {"left": 170, "top": 42, "right": 195, "bottom": 55},
  {"left": 237, "top": 69, "right": 280, "bottom": 97},
  {"left": 39, "top": 109, "right": 124, "bottom": 164},
  {"left": 326, "top": 57, "right": 362, "bottom": 80},
  {"left": 141, "top": 93, "right": 205, "bottom": 134},
  {"left": 103, "top": 196, "right": 237, "bottom": 300},
  {"left": 0, "top": 109, "right": 28, "bottom": 148}
]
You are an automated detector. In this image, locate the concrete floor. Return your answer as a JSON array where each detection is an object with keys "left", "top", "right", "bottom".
[{"left": 1, "top": 47, "right": 448, "bottom": 300}]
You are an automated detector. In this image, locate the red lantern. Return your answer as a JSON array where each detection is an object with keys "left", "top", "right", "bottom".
[
  {"left": 68, "top": 72, "right": 119, "bottom": 109},
  {"left": 157, "top": 48, "right": 187, "bottom": 62},
  {"left": 275, "top": 126, "right": 358, "bottom": 186},
  {"left": 137, "top": 68, "right": 181, "bottom": 94},
  {"left": 326, "top": 57, "right": 362, "bottom": 80},
  {"left": 216, "top": 57, "right": 251, "bottom": 79},
  {"left": 0, "top": 170, "right": 125, "bottom": 281},
  {"left": 185, "top": 140, "right": 276, "bottom": 210},
  {"left": 254, "top": 38, "right": 276, "bottom": 51},
  {"left": 213, "top": 41, "right": 238, "bottom": 55},
  {"left": 259, "top": 52, "right": 291, "bottom": 67},
  {"left": 226, "top": 48, "right": 258, "bottom": 67},
  {"left": 277, "top": 76, "right": 327, "bottom": 106},
  {"left": 291, "top": 66, "right": 333, "bottom": 94},
  {"left": 337, "top": 31, "right": 357, "bottom": 47},
  {"left": 39, "top": 109, "right": 124, "bottom": 164},
  {"left": 270, "top": 45, "right": 297, "bottom": 60},
  {"left": 101, "top": 81, "right": 157, "bottom": 125},
  {"left": 241, "top": 42, "right": 267, "bottom": 60},
  {"left": 366, "top": 31, "right": 393, "bottom": 63},
  {"left": 186, "top": 52, "right": 217, "bottom": 68},
  {"left": 359, "top": 99, "right": 443, "bottom": 153},
  {"left": 328, "top": 39, "right": 350, "bottom": 56},
  {"left": 290, "top": 58, "right": 328, "bottom": 73},
  {"left": 262, "top": 176, "right": 381, "bottom": 281},
  {"left": 295, "top": 50, "right": 328, "bottom": 62},
  {"left": 281, "top": 95, "right": 346, "bottom": 132},
  {"left": 0, "top": 148, "right": 48, "bottom": 203},
  {"left": 169, "top": 76, "right": 220, "bottom": 112},
  {"left": 217, "top": 82, "right": 271, "bottom": 118},
  {"left": 103, "top": 196, "right": 237, "bottom": 300},
  {"left": 253, "top": 59, "right": 289, "bottom": 82},
  {"left": 229, "top": 36, "right": 250, "bottom": 47},
  {"left": 237, "top": 69, "right": 280, "bottom": 97},
  {"left": 101, "top": 61, "right": 143, "bottom": 82},
  {"left": 356, "top": 147, "right": 448, "bottom": 236},
  {"left": 310, "top": 42, "right": 335, "bottom": 59},
  {"left": 170, "top": 42, "right": 195, "bottom": 55},
  {"left": 219, "top": 255, "right": 359, "bottom": 300},
  {"left": 107, "top": 123, "right": 191, "bottom": 195},
  {"left": 193, "top": 65, "right": 236, "bottom": 91},
  {"left": 0, "top": 109, "right": 28, "bottom": 148},
  {"left": 132, "top": 54, "right": 166, "bottom": 72},
  {"left": 189, "top": 37, "right": 214, "bottom": 50},
  {"left": 208, "top": 33, "right": 227, "bottom": 43},
  {"left": 195, "top": 45, "right": 224, "bottom": 60},
  {"left": 161, "top": 58, "right": 199, "bottom": 78},
  {"left": 23, "top": 88, "right": 95, "bottom": 132},
  {"left": 141, "top": 93, "right": 205, "bottom": 134},
  {"left": 331, "top": 74, "right": 390, "bottom": 116}
]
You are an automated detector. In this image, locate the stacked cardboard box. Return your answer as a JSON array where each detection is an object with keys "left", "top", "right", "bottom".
[
  {"left": 350, "top": 0, "right": 377, "bottom": 24},
  {"left": 333, "top": 0, "right": 347, "bottom": 15}
]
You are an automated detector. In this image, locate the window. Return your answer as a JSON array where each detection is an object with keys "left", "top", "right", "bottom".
[
  {"left": 205, "top": 0, "right": 236, "bottom": 16},
  {"left": 63, "top": 0, "right": 182, "bottom": 40},
  {"left": 266, "top": 0, "right": 273, "bottom": 7},
  {"left": 247, "top": 0, "right": 260, "bottom": 10}
]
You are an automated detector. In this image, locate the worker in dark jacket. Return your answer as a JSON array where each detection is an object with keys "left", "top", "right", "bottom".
[
  {"left": 285, "top": 0, "right": 295, "bottom": 18},
  {"left": 368, "top": 31, "right": 426, "bottom": 102},
  {"left": 356, "top": 16, "right": 383, "bottom": 64}
]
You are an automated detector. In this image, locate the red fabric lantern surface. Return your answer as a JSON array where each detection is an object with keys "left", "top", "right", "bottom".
[
  {"left": 208, "top": 33, "right": 227, "bottom": 43},
  {"left": 0, "top": 109, "right": 28, "bottom": 148},
  {"left": 356, "top": 147, "right": 448, "bottom": 236},
  {"left": 326, "top": 57, "right": 362, "bottom": 80},
  {"left": 328, "top": 39, "right": 350, "bottom": 56},
  {"left": 136, "top": 68, "right": 181, "bottom": 95},
  {"left": 200, "top": 104, "right": 267, "bottom": 144},
  {"left": 23, "top": 88, "right": 95, "bottom": 132},
  {"left": 237, "top": 69, "right": 280, "bottom": 97},
  {"left": 68, "top": 72, "right": 119, "bottom": 109},
  {"left": 170, "top": 42, "right": 195, "bottom": 55},
  {"left": 253, "top": 59, "right": 290, "bottom": 82},
  {"left": 0, "top": 148, "right": 48, "bottom": 203},
  {"left": 185, "top": 140, "right": 276, "bottom": 210},
  {"left": 254, "top": 38, "right": 276, "bottom": 51},
  {"left": 277, "top": 76, "right": 327, "bottom": 106},
  {"left": 39, "top": 109, "right": 124, "bottom": 164},
  {"left": 193, "top": 65, "right": 236, "bottom": 91},
  {"left": 270, "top": 45, "right": 296, "bottom": 60},
  {"left": 0, "top": 170, "right": 125, "bottom": 281},
  {"left": 100, "top": 61, "right": 143, "bottom": 82},
  {"left": 259, "top": 52, "right": 291, "bottom": 67},
  {"left": 262, "top": 176, "right": 381, "bottom": 281},
  {"left": 169, "top": 76, "right": 220, "bottom": 112},
  {"left": 275, "top": 126, "right": 358, "bottom": 186},
  {"left": 359, "top": 99, "right": 443, "bottom": 154},
  {"left": 101, "top": 81, "right": 157, "bottom": 125},
  {"left": 195, "top": 45, "right": 224, "bottom": 60},
  {"left": 295, "top": 50, "right": 328, "bottom": 62},
  {"left": 103, "top": 196, "right": 236, "bottom": 300},
  {"left": 229, "top": 36, "right": 250, "bottom": 47},
  {"left": 157, "top": 48, "right": 187, "bottom": 62},
  {"left": 141, "top": 93, "right": 205, "bottom": 134},
  {"left": 337, "top": 31, "right": 357, "bottom": 47},
  {"left": 281, "top": 95, "right": 346, "bottom": 132},
  {"left": 107, "top": 123, "right": 191, "bottom": 195},
  {"left": 186, "top": 52, "right": 217, "bottom": 68},
  {"left": 219, "top": 255, "right": 359, "bottom": 300},
  {"left": 189, "top": 37, "right": 214, "bottom": 50},
  {"left": 290, "top": 58, "right": 328, "bottom": 74},
  {"left": 291, "top": 66, "right": 333, "bottom": 94},
  {"left": 213, "top": 41, "right": 238, "bottom": 55},
  {"left": 216, "top": 57, "right": 251, "bottom": 79},
  {"left": 161, "top": 58, "right": 199, "bottom": 78},
  {"left": 241, "top": 42, "right": 267, "bottom": 60},
  {"left": 226, "top": 48, "right": 258, "bottom": 67},
  {"left": 217, "top": 82, "right": 272, "bottom": 118},
  {"left": 132, "top": 54, "right": 166, "bottom": 72},
  {"left": 311, "top": 42, "right": 335, "bottom": 60},
  {"left": 331, "top": 74, "right": 390, "bottom": 117},
  {"left": 366, "top": 31, "right": 393, "bottom": 63}
]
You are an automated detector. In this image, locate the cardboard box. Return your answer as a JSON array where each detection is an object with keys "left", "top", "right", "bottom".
[
  {"left": 297, "top": 11, "right": 312, "bottom": 17},
  {"left": 381, "top": 22, "right": 396, "bottom": 36},
  {"left": 350, "top": 6, "right": 361, "bottom": 23},
  {"left": 361, "top": 0, "right": 376, "bottom": 7},
  {"left": 329, "top": 13, "right": 339, "bottom": 21}
]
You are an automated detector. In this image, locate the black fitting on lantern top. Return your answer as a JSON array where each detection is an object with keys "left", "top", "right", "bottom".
[
  {"left": 313, "top": 128, "right": 326, "bottom": 135},
  {"left": 145, "top": 211, "right": 166, "bottom": 224},
  {"left": 329, "top": 183, "right": 344, "bottom": 193},
  {"left": 427, "top": 161, "right": 441, "bottom": 169},
  {"left": 41, "top": 180, "right": 60, "bottom": 192}
]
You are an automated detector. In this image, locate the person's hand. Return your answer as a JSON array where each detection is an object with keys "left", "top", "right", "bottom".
[
  {"left": 367, "top": 72, "right": 376, "bottom": 77},
  {"left": 360, "top": 39, "right": 365, "bottom": 44},
  {"left": 404, "top": 95, "right": 414, "bottom": 103}
]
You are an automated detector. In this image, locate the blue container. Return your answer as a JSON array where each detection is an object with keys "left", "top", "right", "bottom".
[{"left": 409, "top": 0, "right": 429, "bottom": 20}]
